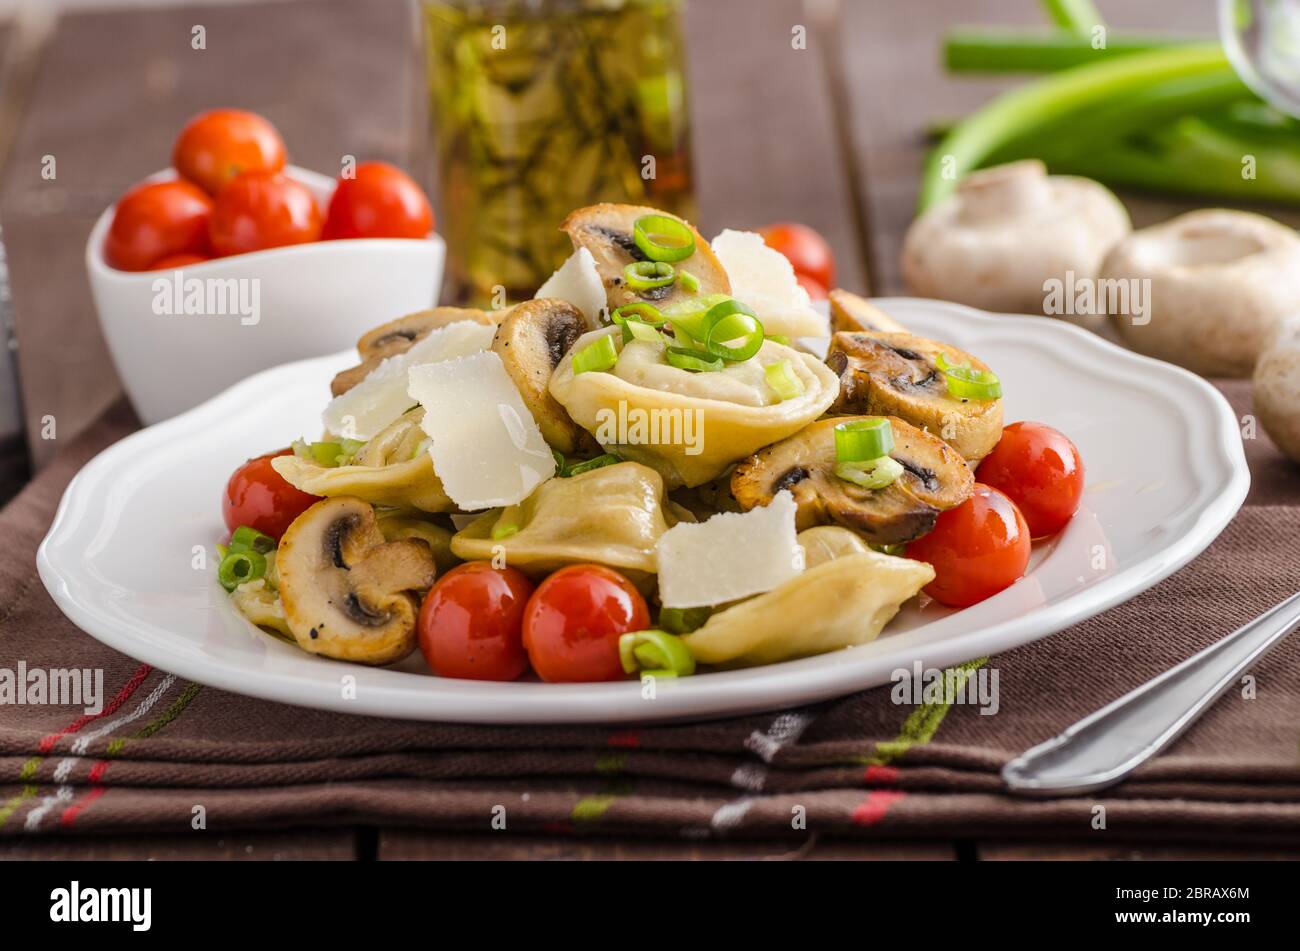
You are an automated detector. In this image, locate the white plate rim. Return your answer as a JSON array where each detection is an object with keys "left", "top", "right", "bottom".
[{"left": 36, "top": 298, "right": 1251, "bottom": 723}]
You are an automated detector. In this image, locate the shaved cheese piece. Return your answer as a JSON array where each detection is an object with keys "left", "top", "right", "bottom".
[
  {"left": 407, "top": 351, "right": 556, "bottom": 510},
  {"left": 656, "top": 491, "right": 801, "bottom": 608},
  {"left": 711, "top": 229, "right": 829, "bottom": 338},
  {"left": 322, "top": 320, "right": 495, "bottom": 441},
  {"left": 536, "top": 247, "right": 607, "bottom": 329}
]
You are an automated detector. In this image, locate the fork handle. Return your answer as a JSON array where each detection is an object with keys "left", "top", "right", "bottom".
[{"left": 1002, "top": 589, "right": 1300, "bottom": 796}]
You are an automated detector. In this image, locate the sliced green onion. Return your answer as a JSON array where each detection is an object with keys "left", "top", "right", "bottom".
[
  {"left": 624, "top": 320, "right": 665, "bottom": 346},
  {"left": 572, "top": 334, "right": 619, "bottom": 374},
  {"left": 618, "top": 630, "right": 696, "bottom": 677},
  {"left": 764, "top": 359, "right": 805, "bottom": 401},
  {"left": 834, "top": 418, "right": 895, "bottom": 463},
  {"left": 611, "top": 302, "right": 665, "bottom": 327},
  {"left": 336, "top": 438, "right": 365, "bottom": 465},
  {"left": 623, "top": 260, "right": 675, "bottom": 292},
  {"left": 703, "top": 298, "right": 764, "bottom": 362},
  {"left": 491, "top": 519, "right": 520, "bottom": 540},
  {"left": 665, "top": 346, "right": 723, "bottom": 372},
  {"left": 218, "top": 549, "right": 267, "bottom": 591},
  {"left": 565, "top": 453, "right": 621, "bottom": 477},
  {"left": 306, "top": 440, "right": 342, "bottom": 465},
  {"left": 658, "top": 606, "right": 711, "bottom": 635},
  {"left": 767, "top": 333, "right": 792, "bottom": 346},
  {"left": 552, "top": 448, "right": 566, "bottom": 472},
  {"left": 633, "top": 214, "right": 696, "bottom": 263},
  {"left": 678, "top": 269, "right": 700, "bottom": 293},
  {"left": 836, "top": 456, "right": 905, "bottom": 490},
  {"left": 215, "top": 543, "right": 229, "bottom": 560},
  {"left": 229, "top": 525, "right": 276, "bottom": 554},
  {"left": 936, "top": 352, "right": 1002, "bottom": 400}
]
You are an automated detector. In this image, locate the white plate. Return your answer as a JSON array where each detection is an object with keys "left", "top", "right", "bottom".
[{"left": 37, "top": 299, "right": 1249, "bottom": 724}]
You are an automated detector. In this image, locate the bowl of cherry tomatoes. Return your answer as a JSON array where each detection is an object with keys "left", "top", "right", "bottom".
[{"left": 86, "top": 109, "right": 444, "bottom": 425}]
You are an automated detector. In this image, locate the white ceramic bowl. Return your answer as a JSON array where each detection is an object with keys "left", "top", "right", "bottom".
[{"left": 86, "top": 165, "right": 445, "bottom": 424}]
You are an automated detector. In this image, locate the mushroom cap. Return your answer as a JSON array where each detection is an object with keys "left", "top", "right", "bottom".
[
  {"left": 331, "top": 306, "right": 502, "bottom": 396},
  {"left": 276, "top": 496, "right": 436, "bottom": 665},
  {"left": 901, "top": 160, "right": 1131, "bottom": 318},
  {"left": 730, "top": 414, "right": 974, "bottom": 545},
  {"left": 1253, "top": 316, "right": 1300, "bottom": 463},
  {"left": 490, "top": 298, "right": 599, "bottom": 455},
  {"left": 1100, "top": 209, "right": 1300, "bottom": 377},
  {"left": 826, "top": 330, "right": 1003, "bottom": 463}
]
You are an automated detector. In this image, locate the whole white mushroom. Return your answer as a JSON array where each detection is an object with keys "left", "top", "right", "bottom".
[
  {"left": 901, "top": 159, "right": 1131, "bottom": 319},
  {"left": 1099, "top": 209, "right": 1300, "bottom": 378},
  {"left": 1253, "top": 316, "right": 1300, "bottom": 464}
]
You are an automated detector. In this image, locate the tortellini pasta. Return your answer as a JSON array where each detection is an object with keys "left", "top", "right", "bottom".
[
  {"left": 682, "top": 549, "right": 934, "bottom": 667},
  {"left": 451, "top": 461, "right": 683, "bottom": 580},
  {"left": 548, "top": 327, "right": 839, "bottom": 488},
  {"left": 271, "top": 408, "right": 455, "bottom": 513}
]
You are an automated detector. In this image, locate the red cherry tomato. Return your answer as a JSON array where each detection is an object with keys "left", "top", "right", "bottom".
[
  {"left": 521, "top": 565, "right": 650, "bottom": 683},
  {"left": 150, "top": 252, "right": 210, "bottom": 269},
  {"left": 222, "top": 450, "right": 320, "bottom": 541},
  {"left": 208, "top": 170, "right": 322, "bottom": 257},
  {"left": 906, "top": 484, "right": 1031, "bottom": 608},
  {"left": 173, "top": 109, "right": 287, "bottom": 196},
  {"left": 759, "top": 222, "right": 835, "bottom": 290},
  {"left": 976, "top": 422, "right": 1085, "bottom": 538},
  {"left": 321, "top": 161, "right": 434, "bottom": 240},
  {"left": 104, "top": 180, "right": 213, "bottom": 272},
  {"left": 796, "top": 272, "right": 828, "bottom": 300},
  {"left": 417, "top": 563, "right": 534, "bottom": 681}
]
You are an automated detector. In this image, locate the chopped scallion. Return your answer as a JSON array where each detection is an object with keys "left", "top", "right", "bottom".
[
  {"left": 618, "top": 630, "right": 696, "bottom": 677},
  {"left": 572, "top": 334, "right": 619, "bottom": 374},
  {"left": 623, "top": 260, "right": 675, "bottom": 292},
  {"left": 764, "top": 359, "right": 805, "bottom": 401},
  {"left": 835, "top": 456, "right": 905, "bottom": 490},
  {"left": 632, "top": 214, "right": 696, "bottom": 263},
  {"left": 834, "top": 418, "right": 895, "bottom": 462}
]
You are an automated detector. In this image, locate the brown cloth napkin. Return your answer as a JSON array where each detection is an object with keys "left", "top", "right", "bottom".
[{"left": 2, "top": 384, "right": 1299, "bottom": 843}]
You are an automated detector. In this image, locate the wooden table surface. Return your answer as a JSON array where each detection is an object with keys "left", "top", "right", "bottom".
[{"left": 3, "top": 0, "right": 1292, "bottom": 860}]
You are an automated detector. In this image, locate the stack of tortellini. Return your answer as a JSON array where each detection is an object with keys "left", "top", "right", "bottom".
[{"left": 243, "top": 204, "right": 1002, "bottom": 671}]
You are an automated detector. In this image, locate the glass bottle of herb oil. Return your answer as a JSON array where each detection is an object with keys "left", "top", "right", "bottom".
[{"left": 423, "top": 0, "right": 696, "bottom": 305}]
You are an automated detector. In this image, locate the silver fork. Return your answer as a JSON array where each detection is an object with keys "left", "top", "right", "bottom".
[{"left": 1002, "top": 589, "right": 1300, "bottom": 796}]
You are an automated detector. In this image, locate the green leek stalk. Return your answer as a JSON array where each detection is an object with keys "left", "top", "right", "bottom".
[{"left": 944, "top": 30, "right": 1190, "bottom": 73}]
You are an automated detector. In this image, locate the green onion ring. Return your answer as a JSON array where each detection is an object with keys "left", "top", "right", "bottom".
[
  {"left": 565, "top": 453, "right": 621, "bottom": 477},
  {"left": 678, "top": 269, "right": 701, "bottom": 293},
  {"left": 632, "top": 214, "right": 696, "bottom": 263},
  {"left": 572, "top": 334, "right": 619, "bottom": 374},
  {"left": 764, "top": 359, "right": 805, "bottom": 401},
  {"left": 624, "top": 320, "right": 665, "bottom": 346},
  {"left": 936, "top": 352, "right": 1002, "bottom": 400},
  {"left": 665, "top": 346, "right": 724, "bottom": 372},
  {"left": 834, "top": 418, "right": 895, "bottom": 462},
  {"left": 611, "top": 302, "right": 665, "bottom": 327},
  {"left": 229, "top": 525, "right": 276, "bottom": 555},
  {"left": 835, "top": 456, "right": 905, "bottom": 490},
  {"left": 704, "top": 305, "right": 765, "bottom": 362},
  {"left": 623, "top": 260, "right": 675, "bottom": 292},
  {"left": 218, "top": 548, "right": 267, "bottom": 591},
  {"left": 619, "top": 630, "right": 696, "bottom": 677}
]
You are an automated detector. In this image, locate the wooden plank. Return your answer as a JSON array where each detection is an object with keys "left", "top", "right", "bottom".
[
  {"left": 0, "top": 829, "right": 359, "bottom": 861},
  {"left": 378, "top": 830, "right": 955, "bottom": 860},
  {"left": 0, "top": 0, "right": 418, "bottom": 466},
  {"left": 834, "top": 0, "right": 1294, "bottom": 295}
]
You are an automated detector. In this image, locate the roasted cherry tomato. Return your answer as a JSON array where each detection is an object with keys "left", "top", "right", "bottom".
[
  {"left": 759, "top": 222, "right": 835, "bottom": 290},
  {"left": 208, "top": 170, "right": 322, "bottom": 257},
  {"left": 222, "top": 450, "right": 320, "bottom": 541},
  {"left": 418, "top": 563, "right": 534, "bottom": 681},
  {"left": 321, "top": 161, "right": 434, "bottom": 240},
  {"left": 104, "top": 180, "right": 212, "bottom": 271},
  {"left": 906, "top": 484, "right": 1031, "bottom": 608},
  {"left": 795, "top": 272, "right": 828, "bottom": 300},
  {"left": 521, "top": 565, "right": 650, "bottom": 683},
  {"left": 976, "top": 421, "right": 1084, "bottom": 538},
  {"left": 173, "top": 109, "right": 288, "bottom": 196},
  {"left": 150, "top": 252, "right": 210, "bottom": 269}
]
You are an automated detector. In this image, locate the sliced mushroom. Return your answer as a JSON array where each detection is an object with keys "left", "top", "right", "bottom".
[
  {"left": 829, "top": 289, "right": 910, "bottom": 335},
  {"left": 277, "top": 496, "right": 436, "bottom": 665},
  {"left": 731, "top": 415, "right": 973, "bottom": 545},
  {"left": 490, "top": 298, "right": 598, "bottom": 455},
  {"left": 681, "top": 551, "right": 934, "bottom": 667},
  {"left": 826, "top": 331, "right": 1003, "bottom": 463},
  {"left": 561, "top": 203, "right": 730, "bottom": 313},
  {"left": 331, "top": 306, "right": 503, "bottom": 396}
]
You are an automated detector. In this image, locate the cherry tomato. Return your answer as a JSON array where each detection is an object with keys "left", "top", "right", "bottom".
[
  {"left": 796, "top": 272, "right": 828, "bottom": 300},
  {"left": 905, "top": 484, "right": 1030, "bottom": 608},
  {"left": 208, "top": 170, "right": 322, "bottom": 257},
  {"left": 104, "top": 180, "right": 213, "bottom": 271},
  {"left": 150, "top": 252, "right": 210, "bottom": 269},
  {"left": 418, "top": 563, "right": 534, "bottom": 681},
  {"left": 222, "top": 450, "right": 320, "bottom": 541},
  {"left": 321, "top": 161, "right": 434, "bottom": 240},
  {"left": 976, "top": 422, "right": 1085, "bottom": 538},
  {"left": 173, "top": 109, "right": 287, "bottom": 196},
  {"left": 760, "top": 222, "right": 835, "bottom": 290},
  {"left": 521, "top": 565, "right": 650, "bottom": 683}
]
